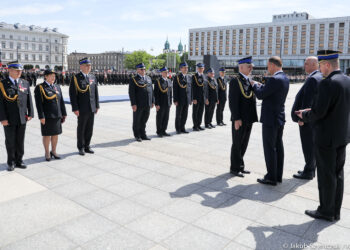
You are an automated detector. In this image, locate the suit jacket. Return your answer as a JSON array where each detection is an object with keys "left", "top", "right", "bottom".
[
  {"left": 128, "top": 74, "right": 154, "bottom": 108},
  {"left": 302, "top": 70, "right": 350, "bottom": 147},
  {"left": 229, "top": 73, "right": 258, "bottom": 123},
  {"left": 34, "top": 82, "right": 67, "bottom": 119},
  {"left": 204, "top": 77, "right": 218, "bottom": 103},
  {"left": 173, "top": 73, "right": 192, "bottom": 105},
  {"left": 0, "top": 77, "right": 34, "bottom": 125},
  {"left": 217, "top": 76, "right": 228, "bottom": 102},
  {"left": 291, "top": 71, "right": 322, "bottom": 122},
  {"left": 69, "top": 72, "right": 100, "bottom": 114},
  {"left": 154, "top": 77, "right": 172, "bottom": 107},
  {"left": 252, "top": 71, "right": 289, "bottom": 126},
  {"left": 192, "top": 73, "right": 205, "bottom": 102}
]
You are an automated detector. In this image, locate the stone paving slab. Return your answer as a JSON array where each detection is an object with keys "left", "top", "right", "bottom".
[{"left": 0, "top": 84, "right": 349, "bottom": 249}]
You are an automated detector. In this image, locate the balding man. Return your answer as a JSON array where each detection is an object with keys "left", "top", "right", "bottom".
[{"left": 291, "top": 57, "right": 323, "bottom": 180}]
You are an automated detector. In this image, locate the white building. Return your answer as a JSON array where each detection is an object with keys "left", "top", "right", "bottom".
[
  {"left": 0, "top": 22, "right": 68, "bottom": 70},
  {"left": 189, "top": 12, "right": 350, "bottom": 73}
]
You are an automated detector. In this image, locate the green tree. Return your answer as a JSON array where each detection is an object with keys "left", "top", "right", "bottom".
[
  {"left": 125, "top": 50, "right": 153, "bottom": 70},
  {"left": 151, "top": 58, "right": 166, "bottom": 70}
]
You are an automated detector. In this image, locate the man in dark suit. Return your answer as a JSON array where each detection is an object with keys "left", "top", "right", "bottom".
[
  {"left": 296, "top": 50, "right": 350, "bottom": 222},
  {"left": 0, "top": 61, "right": 34, "bottom": 171},
  {"left": 69, "top": 57, "right": 100, "bottom": 155},
  {"left": 216, "top": 67, "right": 228, "bottom": 126},
  {"left": 129, "top": 63, "right": 154, "bottom": 142},
  {"left": 250, "top": 56, "right": 289, "bottom": 185},
  {"left": 192, "top": 63, "right": 205, "bottom": 131},
  {"left": 291, "top": 57, "right": 323, "bottom": 180},
  {"left": 204, "top": 68, "right": 219, "bottom": 128},
  {"left": 173, "top": 62, "right": 192, "bottom": 134},
  {"left": 154, "top": 67, "right": 172, "bottom": 137},
  {"left": 229, "top": 57, "right": 258, "bottom": 177}
]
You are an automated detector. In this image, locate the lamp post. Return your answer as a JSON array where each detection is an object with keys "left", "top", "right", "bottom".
[{"left": 61, "top": 36, "right": 64, "bottom": 72}]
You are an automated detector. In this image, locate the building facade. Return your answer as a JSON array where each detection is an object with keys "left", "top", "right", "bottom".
[
  {"left": 67, "top": 51, "right": 126, "bottom": 72},
  {"left": 189, "top": 12, "right": 350, "bottom": 72},
  {"left": 0, "top": 22, "right": 68, "bottom": 70}
]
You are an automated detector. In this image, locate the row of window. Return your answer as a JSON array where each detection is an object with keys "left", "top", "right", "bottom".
[
  {"left": 0, "top": 34, "right": 60, "bottom": 43},
  {"left": 190, "top": 22, "right": 349, "bottom": 56},
  {"left": 1, "top": 52, "right": 61, "bottom": 62},
  {"left": 1, "top": 41, "right": 62, "bottom": 53}
]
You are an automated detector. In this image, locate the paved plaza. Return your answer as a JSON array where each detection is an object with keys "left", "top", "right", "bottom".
[{"left": 0, "top": 83, "right": 350, "bottom": 250}]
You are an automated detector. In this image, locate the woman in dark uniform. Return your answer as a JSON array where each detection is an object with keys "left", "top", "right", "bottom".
[{"left": 34, "top": 69, "right": 67, "bottom": 161}]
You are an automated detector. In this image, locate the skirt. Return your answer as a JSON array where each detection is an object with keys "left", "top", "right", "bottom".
[{"left": 41, "top": 118, "right": 62, "bottom": 136}]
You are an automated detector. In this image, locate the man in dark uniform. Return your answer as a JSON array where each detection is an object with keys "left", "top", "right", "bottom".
[
  {"left": 173, "top": 62, "right": 192, "bottom": 134},
  {"left": 229, "top": 57, "right": 258, "bottom": 177},
  {"left": 291, "top": 56, "right": 322, "bottom": 180},
  {"left": 192, "top": 63, "right": 205, "bottom": 131},
  {"left": 204, "top": 68, "right": 219, "bottom": 128},
  {"left": 154, "top": 67, "right": 172, "bottom": 137},
  {"left": 250, "top": 56, "right": 289, "bottom": 185},
  {"left": 296, "top": 50, "right": 350, "bottom": 222},
  {"left": 0, "top": 61, "right": 34, "bottom": 171},
  {"left": 69, "top": 57, "right": 100, "bottom": 156},
  {"left": 129, "top": 63, "right": 154, "bottom": 142},
  {"left": 31, "top": 71, "right": 37, "bottom": 87},
  {"left": 216, "top": 67, "right": 228, "bottom": 126}
]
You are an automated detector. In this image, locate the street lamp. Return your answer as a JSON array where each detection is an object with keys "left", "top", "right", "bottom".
[
  {"left": 61, "top": 36, "right": 64, "bottom": 72},
  {"left": 16, "top": 44, "right": 19, "bottom": 61}
]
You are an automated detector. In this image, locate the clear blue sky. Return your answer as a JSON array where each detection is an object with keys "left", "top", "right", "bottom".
[{"left": 1, "top": 0, "right": 349, "bottom": 55}]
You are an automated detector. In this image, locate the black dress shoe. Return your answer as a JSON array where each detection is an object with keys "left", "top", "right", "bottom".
[
  {"left": 298, "top": 170, "right": 303, "bottom": 174},
  {"left": 217, "top": 123, "right": 223, "bottom": 126},
  {"left": 50, "top": 151, "right": 61, "bottom": 159},
  {"left": 15, "top": 163, "right": 27, "bottom": 169},
  {"left": 222, "top": 122, "right": 227, "bottom": 126},
  {"left": 305, "top": 210, "right": 334, "bottom": 222},
  {"left": 7, "top": 164, "right": 15, "bottom": 171},
  {"left": 162, "top": 132, "right": 171, "bottom": 136},
  {"left": 181, "top": 130, "right": 189, "bottom": 133},
  {"left": 209, "top": 124, "right": 216, "bottom": 128},
  {"left": 45, "top": 156, "right": 51, "bottom": 162},
  {"left": 141, "top": 136, "right": 151, "bottom": 140},
  {"left": 176, "top": 130, "right": 181, "bottom": 134},
  {"left": 198, "top": 126, "right": 205, "bottom": 130},
  {"left": 193, "top": 127, "right": 200, "bottom": 131},
  {"left": 293, "top": 172, "right": 314, "bottom": 180},
  {"left": 335, "top": 214, "right": 340, "bottom": 221},
  {"left": 205, "top": 125, "right": 211, "bottom": 129},
  {"left": 230, "top": 170, "right": 244, "bottom": 177},
  {"left": 79, "top": 149, "right": 85, "bottom": 156},
  {"left": 241, "top": 170, "right": 250, "bottom": 174},
  {"left": 157, "top": 133, "right": 163, "bottom": 138},
  {"left": 85, "top": 147, "right": 95, "bottom": 154},
  {"left": 135, "top": 137, "right": 142, "bottom": 142},
  {"left": 257, "top": 178, "right": 277, "bottom": 186}
]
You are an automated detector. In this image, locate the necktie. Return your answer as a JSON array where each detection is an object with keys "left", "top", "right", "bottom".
[
  {"left": 14, "top": 79, "right": 18, "bottom": 87},
  {"left": 86, "top": 75, "right": 89, "bottom": 82}
]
